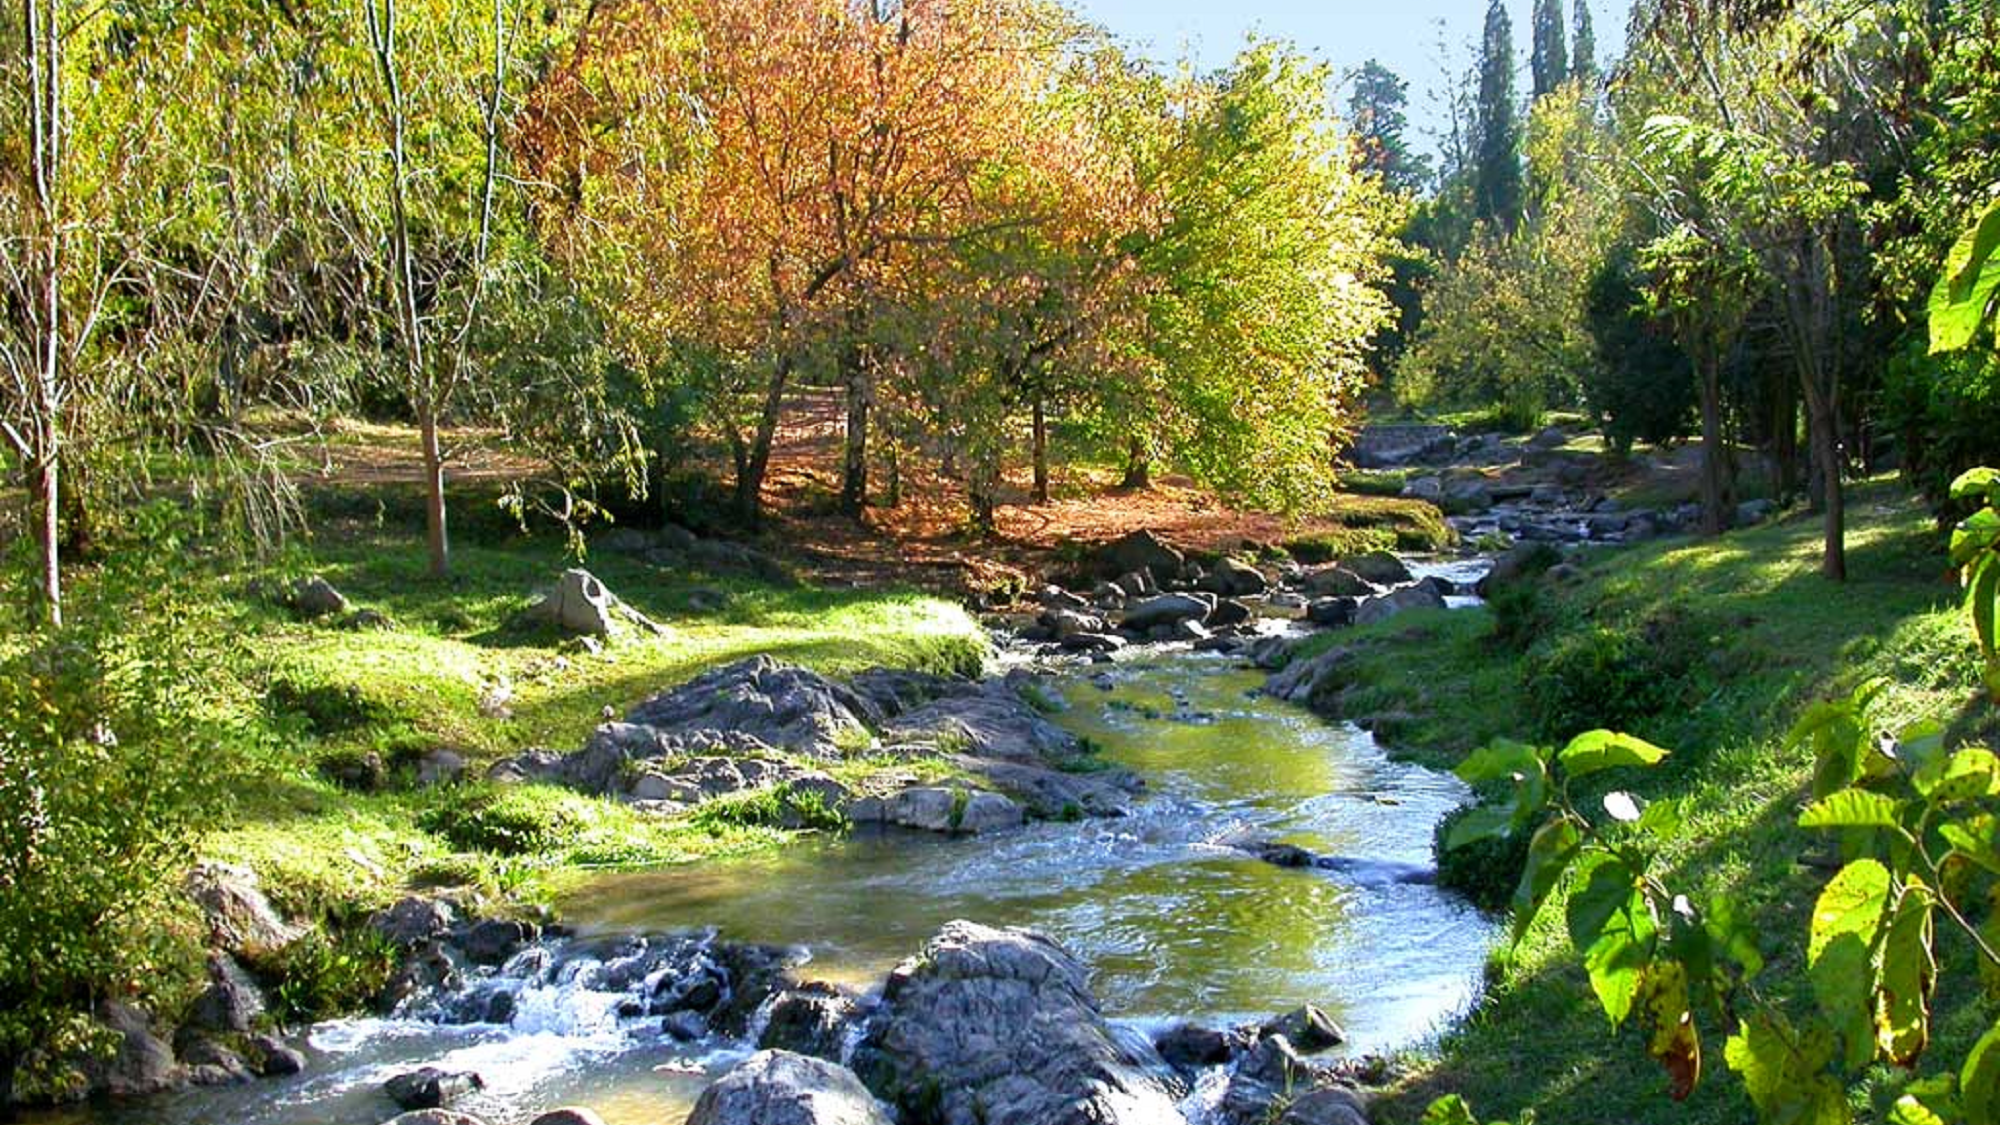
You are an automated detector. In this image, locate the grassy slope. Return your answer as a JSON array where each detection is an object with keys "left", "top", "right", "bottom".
[
  {"left": 183, "top": 514, "right": 990, "bottom": 924},
  {"left": 1285, "top": 479, "right": 1995, "bottom": 1124}
]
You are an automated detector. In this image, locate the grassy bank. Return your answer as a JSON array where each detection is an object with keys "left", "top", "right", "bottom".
[{"left": 1278, "top": 478, "right": 1994, "bottom": 1124}]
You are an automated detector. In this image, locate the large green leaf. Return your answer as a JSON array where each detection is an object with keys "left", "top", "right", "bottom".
[
  {"left": 1421, "top": 1095, "right": 1481, "bottom": 1125},
  {"left": 1930, "top": 199, "right": 2000, "bottom": 355},
  {"left": 1581, "top": 883, "right": 1657, "bottom": 1027},
  {"left": 1919, "top": 748, "right": 2000, "bottom": 803},
  {"left": 1558, "top": 730, "right": 1670, "bottom": 777},
  {"left": 1443, "top": 802, "right": 1518, "bottom": 852},
  {"left": 1455, "top": 740, "right": 1544, "bottom": 786},
  {"left": 1724, "top": 1011, "right": 1846, "bottom": 1124},
  {"left": 1964, "top": 1021, "right": 2000, "bottom": 1125},
  {"left": 1511, "top": 818, "right": 1582, "bottom": 941},
  {"left": 1954, "top": 509, "right": 2000, "bottom": 568},
  {"left": 1877, "top": 880, "right": 1935, "bottom": 1067},
  {"left": 1809, "top": 859, "right": 1891, "bottom": 1069},
  {"left": 1567, "top": 854, "right": 1637, "bottom": 951},
  {"left": 1953, "top": 467, "right": 2000, "bottom": 504},
  {"left": 1798, "top": 790, "right": 1901, "bottom": 829}
]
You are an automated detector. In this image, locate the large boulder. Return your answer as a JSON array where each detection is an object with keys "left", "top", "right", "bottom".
[
  {"left": 882, "top": 678, "right": 1078, "bottom": 763},
  {"left": 186, "top": 951, "right": 265, "bottom": 1034},
  {"left": 1265, "top": 646, "right": 1351, "bottom": 705},
  {"left": 1094, "top": 531, "right": 1185, "bottom": 585},
  {"left": 291, "top": 576, "right": 350, "bottom": 620},
  {"left": 623, "top": 657, "right": 876, "bottom": 760},
  {"left": 688, "top": 1050, "right": 892, "bottom": 1125},
  {"left": 1345, "top": 551, "right": 1413, "bottom": 587},
  {"left": 758, "top": 982, "right": 860, "bottom": 1062},
  {"left": 1352, "top": 582, "right": 1446, "bottom": 627},
  {"left": 81, "top": 1001, "right": 177, "bottom": 1098},
  {"left": 184, "top": 862, "right": 304, "bottom": 964},
  {"left": 529, "top": 569, "right": 664, "bottom": 639},
  {"left": 851, "top": 921, "right": 1183, "bottom": 1125},
  {"left": 1302, "top": 566, "right": 1374, "bottom": 599},
  {"left": 1199, "top": 558, "right": 1268, "bottom": 598},
  {"left": 1120, "top": 593, "right": 1213, "bottom": 632},
  {"left": 385, "top": 1067, "right": 484, "bottom": 1111}
]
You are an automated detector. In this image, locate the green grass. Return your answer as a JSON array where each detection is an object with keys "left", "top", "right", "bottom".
[
  {"left": 1285, "top": 494, "right": 1456, "bottom": 561},
  {"left": 1298, "top": 478, "right": 1997, "bottom": 1125}
]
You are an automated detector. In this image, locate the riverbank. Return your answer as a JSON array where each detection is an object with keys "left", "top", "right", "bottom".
[{"left": 1268, "top": 476, "right": 1994, "bottom": 1124}]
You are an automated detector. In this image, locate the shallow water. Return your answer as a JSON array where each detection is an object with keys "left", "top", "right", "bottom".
[{"left": 52, "top": 651, "right": 1495, "bottom": 1125}]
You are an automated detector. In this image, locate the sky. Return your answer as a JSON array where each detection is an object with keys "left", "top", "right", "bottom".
[{"left": 1063, "top": 0, "right": 1626, "bottom": 160}]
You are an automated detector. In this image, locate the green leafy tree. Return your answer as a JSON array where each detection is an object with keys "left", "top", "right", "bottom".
[
  {"left": 1349, "top": 59, "right": 1432, "bottom": 194},
  {"left": 1475, "top": 0, "right": 1525, "bottom": 231},
  {"left": 1573, "top": 0, "right": 1599, "bottom": 87},
  {"left": 1531, "top": 0, "right": 1571, "bottom": 98}
]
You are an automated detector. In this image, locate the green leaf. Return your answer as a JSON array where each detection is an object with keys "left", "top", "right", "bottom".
[
  {"left": 1967, "top": 553, "right": 1999, "bottom": 669},
  {"left": 1963, "top": 1021, "right": 2000, "bottom": 1125},
  {"left": 1952, "top": 467, "right": 2000, "bottom": 503},
  {"left": 1809, "top": 859, "right": 1890, "bottom": 1071},
  {"left": 1920, "top": 748, "right": 2000, "bottom": 803},
  {"left": 1724, "top": 1011, "right": 1845, "bottom": 1124},
  {"left": 1943, "top": 814, "right": 2000, "bottom": 876},
  {"left": 1558, "top": 730, "right": 1670, "bottom": 777},
  {"left": 1567, "top": 854, "right": 1636, "bottom": 951},
  {"left": 1443, "top": 802, "right": 1519, "bottom": 852},
  {"left": 1511, "top": 818, "right": 1582, "bottom": 942},
  {"left": 1798, "top": 790, "right": 1901, "bottom": 830},
  {"left": 1455, "top": 740, "right": 1544, "bottom": 786},
  {"left": 1706, "top": 894, "right": 1764, "bottom": 979},
  {"left": 1953, "top": 510, "right": 2000, "bottom": 568},
  {"left": 1877, "top": 879, "right": 1935, "bottom": 1067},
  {"left": 1891, "top": 1095, "right": 1949, "bottom": 1125},
  {"left": 1582, "top": 883, "right": 1656, "bottom": 1027},
  {"left": 1637, "top": 796, "right": 1684, "bottom": 836},
  {"left": 1421, "top": 1095, "right": 1481, "bottom": 1125},
  {"left": 1930, "top": 199, "right": 2000, "bottom": 355}
]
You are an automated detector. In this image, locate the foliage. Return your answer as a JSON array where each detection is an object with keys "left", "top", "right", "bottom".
[
  {"left": 1474, "top": 0, "right": 1524, "bottom": 230},
  {"left": 0, "top": 543, "right": 259, "bottom": 1088},
  {"left": 1582, "top": 248, "right": 1696, "bottom": 455},
  {"left": 1435, "top": 804, "right": 1533, "bottom": 912},
  {"left": 1524, "top": 617, "right": 1703, "bottom": 743},
  {"left": 267, "top": 926, "right": 399, "bottom": 1024}
]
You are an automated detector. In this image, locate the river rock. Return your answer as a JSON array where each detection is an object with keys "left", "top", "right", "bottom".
[
  {"left": 1352, "top": 582, "right": 1445, "bottom": 627},
  {"left": 758, "top": 982, "right": 860, "bottom": 1061},
  {"left": 1529, "top": 425, "right": 1569, "bottom": 450},
  {"left": 1200, "top": 557, "right": 1268, "bottom": 597},
  {"left": 1303, "top": 565, "right": 1374, "bottom": 598},
  {"left": 957, "top": 790, "right": 1027, "bottom": 833},
  {"left": 381, "top": 1113, "right": 491, "bottom": 1125},
  {"left": 291, "top": 575, "right": 349, "bottom": 619},
  {"left": 372, "top": 896, "right": 457, "bottom": 949},
  {"left": 883, "top": 677, "right": 1078, "bottom": 762},
  {"left": 1113, "top": 570, "right": 1156, "bottom": 598},
  {"left": 1345, "top": 551, "right": 1413, "bottom": 587},
  {"left": 531, "top": 1110, "right": 609, "bottom": 1125},
  {"left": 1121, "top": 593, "right": 1214, "bottom": 632},
  {"left": 187, "top": 950, "right": 265, "bottom": 1033},
  {"left": 1265, "top": 645, "right": 1350, "bottom": 706},
  {"left": 81, "top": 1001, "right": 178, "bottom": 1098},
  {"left": 1208, "top": 598, "right": 1255, "bottom": 628},
  {"left": 1042, "top": 609, "right": 1104, "bottom": 639},
  {"left": 179, "top": 1038, "right": 254, "bottom": 1086},
  {"left": 385, "top": 1066, "right": 484, "bottom": 1110},
  {"left": 689, "top": 1050, "right": 892, "bottom": 1125},
  {"left": 460, "top": 919, "right": 537, "bottom": 966},
  {"left": 530, "top": 568, "right": 661, "bottom": 638},
  {"left": 1261, "top": 1005, "right": 1345, "bottom": 1052},
  {"left": 852, "top": 921, "right": 1183, "bottom": 1125},
  {"left": 1060, "top": 631, "right": 1127, "bottom": 654},
  {"left": 624, "top": 657, "right": 876, "bottom": 760},
  {"left": 1155, "top": 1023, "right": 1234, "bottom": 1070},
  {"left": 1036, "top": 585, "right": 1089, "bottom": 612},
  {"left": 247, "top": 1033, "right": 306, "bottom": 1077},
  {"left": 1279, "top": 1088, "right": 1370, "bottom": 1125},
  {"left": 1095, "top": 530, "right": 1185, "bottom": 585},
  {"left": 1305, "top": 597, "right": 1358, "bottom": 628},
  {"left": 1237, "top": 1034, "right": 1311, "bottom": 1088},
  {"left": 185, "top": 862, "right": 304, "bottom": 964}
]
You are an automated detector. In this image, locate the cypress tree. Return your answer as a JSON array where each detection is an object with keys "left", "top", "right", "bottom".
[
  {"left": 1531, "top": 0, "right": 1569, "bottom": 98},
  {"left": 1475, "top": 0, "right": 1524, "bottom": 230},
  {"left": 1573, "top": 0, "right": 1598, "bottom": 87}
]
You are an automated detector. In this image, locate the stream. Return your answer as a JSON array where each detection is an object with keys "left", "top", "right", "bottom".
[{"left": 52, "top": 647, "right": 1496, "bottom": 1125}]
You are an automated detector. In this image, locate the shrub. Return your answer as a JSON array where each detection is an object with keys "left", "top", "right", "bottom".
[
  {"left": 1434, "top": 804, "right": 1531, "bottom": 912},
  {"left": 267, "top": 675, "right": 394, "bottom": 735},
  {"left": 1524, "top": 611, "right": 1712, "bottom": 743},
  {"left": 0, "top": 552, "right": 258, "bottom": 1089},
  {"left": 267, "top": 927, "right": 398, "bottom": 1023},
  {"left": 420, "top": 785, "right": 578, "bottom": 855}
]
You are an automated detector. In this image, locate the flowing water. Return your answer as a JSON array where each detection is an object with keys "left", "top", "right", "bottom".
[{"left": 52, "top": 648, "right": 1496, "bottom": 1125}]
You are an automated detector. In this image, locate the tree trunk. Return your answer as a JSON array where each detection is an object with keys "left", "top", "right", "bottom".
[
  {"left": 884, "top": 438, "right": 901, "bottom": 509},
  {"left": 1031, "top": 399, "right": 1049, "bottom": 504},
  {"left": 1120, "top": 436, "right": 1150, "bottom": 490},
  {"left": 420, "top": 404, "right": 449, "bottom": 577},
  {"left": 736, "top": 355, "right": 792, "bottom": 527},
  {"left": 32, "top": 452, "right": 61, "bottom": 626},
  {"left": 1772, "top": 370, "right": 1799, "bottom": 501},
  {"left": 840, "top": 346, "right": 870, "bottom": 517},
  {"left": 1803, "top": 381, "right": 1846, "bottom": 581},
  {"left": 1696, "top": 356, "right": 1730, "bottom": 537},
  {"left": 24, "top": 0, "right": 63, "bottom": 625}
]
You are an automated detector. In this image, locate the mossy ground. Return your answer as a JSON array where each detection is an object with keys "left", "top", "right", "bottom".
[{"left": 1293, "top": 478, "right": 1995, "bottom": 1124}]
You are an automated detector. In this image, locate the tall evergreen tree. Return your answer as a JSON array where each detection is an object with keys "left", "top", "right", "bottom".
[
  {"left": 1348, "top": 59, "right": 1432, "bottom": 194},
  {"left": 1531, "top": 0, "right": 1569, "bottom": 98},
  {"left": 1572, "top": 0, "right": 1598, "bottom": 87},
  {"left": 1475, "top": 0, "right": 1524, "bottom": 230}
]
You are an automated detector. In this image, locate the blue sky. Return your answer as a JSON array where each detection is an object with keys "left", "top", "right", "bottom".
[{"left": 1065, "top": 0, "right": 1625, "bottom": 157}]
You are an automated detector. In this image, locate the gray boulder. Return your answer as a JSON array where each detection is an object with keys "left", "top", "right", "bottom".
[
  {"left": 1400, "top": 475, "right": 1445, "bottom": 502},
  {"left": 291, "top": 576, "right": 349, "bottom": 619},
  {"left": 1200, "top": 558, "right": 1268, "bottom": 597},
  {"left": 1154, "top": 1023, "right": 1234, "bottom": 1071},
  {"left": 416, "top": 748, "right": 466, "bottom": 787},
  {"left": 1352, "top": 582, "right": 1446, "bottom": 627},
  {"left": 1303, "top": 566, "right": 1374, "bottom": 599},
  {"left": 1265, "top": 646, "right": 1351, "bottom": 705},
  {"left": 185, "top": 862, "right": 304, "bottom": 964},
  {"left": 1237, "top": 1034, "right": 1311, "bottom": 1088},
  {"left": 1529, "top": 425, "right": 1569, "bottom": 450},
  {"left": 460, "top": 919, "right": 536, "bottom": 966},
  {"left": 187, "top": 951, "right": 265, "bottom": 1034},
  {"left": 1208, "top": 598, "right": 1255, "bottom": 628},
  {"left": 851, "top": 921, "right": 1183, "bottom": 1125},
  {"left": 371, "top": 896, "right": 457, "bottom": 949},
  {"left": 247, "top": 1033, "right": 306, "bottom": 1077},
  {"left": 1737, "top": 498, "right": 1777, "bottom": 525},
  {"left": 1121, "top": 593, "right": 1213, "bottom": 632},
  {"left": 82, "top": 1002, "right": 177, "bottom": 1097},
  {"left": 1279, "top": 1089, "right": 1370, "bottom": 1125},
  {"left": 624, "top": 657, "right": 876, "bottom": 760},
  {"left": 883, "top": 679, "right": 1078, "bottom": 763},
  {"left": 1095, "top": 530, "right": 1185, "bottom": 585},
  {"left": 1261, "top": 1005, "right": 1345, "bottom": 1053},
  {"left": 758, "top": 982, "right": 860, "bottom": 1061},
  {"left": 1345, "top": 551, "right": 1413, "bottom": 587},
  {"left": 688, "top": 1050, "right": 892, "bottom": 1125},
  {"left": 530, "top": 568, "right": 664, "bottom": 639},
  {"left": 1304, "top": 597, "right": 1358, "bottom": 628},
  {"left": 385, "top": 1067, "right": 484, "bottom": 1110}
]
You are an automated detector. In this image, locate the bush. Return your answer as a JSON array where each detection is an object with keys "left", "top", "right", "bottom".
[
  {"left": 1524, "top": 611, "right": 1712, "bottom": 743},
  {"left": 1434, "top": 804, "right": 1531, "bottom": 912},
  {"left": 267, "top": 675, "right": 394, "bottom": 735},
  {"left": 0, "top": 553, "right": 258, "bottom": 1089},
  {"left": 267, "top": 926, "right": 398, "bottom": 1023},
  {"left": 419, "top": 785, "right": 580, "bottom": 856}
]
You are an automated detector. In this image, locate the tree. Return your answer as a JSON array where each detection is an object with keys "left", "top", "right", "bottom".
[
  {"left": 1531, "top": 0, "right": 1571, "bottom": 98},
  {"left": 1348, "top": 60, "right": 1431, "bottom": 194},
  {"left": 1573, "top": 0, "right": 1599, "bottom": 87},
  {"left": 1475, "top": 0, "right": 1524, "bottom": 231}
]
